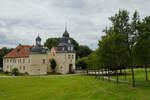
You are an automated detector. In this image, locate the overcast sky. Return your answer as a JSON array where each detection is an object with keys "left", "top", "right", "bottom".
[{"left": 0, "top": 0, "right": 150, "bottom": 49}]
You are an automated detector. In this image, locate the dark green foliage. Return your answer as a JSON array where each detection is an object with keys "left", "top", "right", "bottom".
[
  {"left": 0, "top": 47, "right": 13, "bottom": 68},
  {"left": 12, "top": 68, "right": 19, "bottom": 76},
  {"left": 44, "top": 38, "right": 59, "bottom": 49},
  {"left": 50, "top": 59, "right": 57, "bottom": 72},
  {"left": 44, "top": 37, "right": 91, "bottom": 58},
  {"left": 76, "top": 58, "right": 87, "bottom": 69},
  {"left": 70, "top": 38, "right": 79, "bottom": 51},
  {"left": 86, "top": 10, "right": 145, "bottom": 87},
  {"left": 76, "top": 45, "right": 92, "bottom": 58},
  {"left": 44, "top": 38, "right": 79, "bottom": 50}
]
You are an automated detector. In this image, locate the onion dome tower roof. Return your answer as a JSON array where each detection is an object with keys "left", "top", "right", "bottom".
[{"left": 62, "top": 25, "right": 69, "bottom": 37}]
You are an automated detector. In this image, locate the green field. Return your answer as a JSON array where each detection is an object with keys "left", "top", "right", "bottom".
[
  {"left": 110, "top": 68, "right": 150, "bottom": 84},
  {"left": 0, "top": 74, "right": 150, "bottom": 100}
]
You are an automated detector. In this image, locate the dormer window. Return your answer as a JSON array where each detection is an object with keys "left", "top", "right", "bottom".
[
  {"left": 71, "top": 47, "right": 73, "bottom": 51},
  {"left": 36, "top": 36, "right": 41, "bottom": 46},
  {"left": 37, "top": 41, "right": 41, "bottom": 45},
  {"left": 62, "top": 47, "right": 65, "bottom": 51},
  {"left": 68, "top": 47, "right": 70, "bottom": 51},
  {"left": 68, "top": 40, "right": 71, "bottom": 44}
]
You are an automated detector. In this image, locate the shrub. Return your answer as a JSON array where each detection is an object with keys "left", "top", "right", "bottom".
[
  {"left": 50, "top": 59, "right": 57, "bottom": 72},
  {"left": 4, "top": 71, "right": 9, "bottom": 74},
  {"left": 76, "top": 58, "right": 87, "bottom": 70},
  {"left": 12, "top": 68, "right": 19, "bottom": 76},
  {"left": 25, "top": 72, "right": 29, "bottom": 76}
]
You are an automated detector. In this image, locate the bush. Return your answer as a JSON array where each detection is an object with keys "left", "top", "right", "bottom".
[
  {"left": 4, "top": 71, "right": 9, "bottom": 74},
  {"left": 25, "top": 72, "right": 29, "bottom": 76},
  {"left": 50, "top": 59, "right": 57, "bottom": 72},
  {"left": 76, "top": 58, "right": 87, "bottom": 70},
  {"left": 12, "top": 68, "right": 19, "bottom": 76}
]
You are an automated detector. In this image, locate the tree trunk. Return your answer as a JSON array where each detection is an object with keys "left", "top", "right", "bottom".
[
  {"left": 98, "top": 69, "right": 100, "bottom": 79},
  {"left": 108, "top": 67, "right": 110, "bottom": 81},
  {"left": 116, "top": 68, "right": 119, "bottom": 83},
  {"left": 124, "top": 68, "right": 127, "bottom": 80},
  {"left": 131, "top": 67, "right": 135, "bottom": 87},
  {"left": 120, "top": 68, "right": 122, "bottom": 74},
  {"left": 145, "top": 65, "right": 148, "bottom": 81},
  {"left": 86, "top": 69, "right": 88, "bottom": 75},
  {"left": 95, "top": 69, "right": 97, "bottom": 78},
  {"left": 102, "top": 68, "right": 104, "bottom": 81}
]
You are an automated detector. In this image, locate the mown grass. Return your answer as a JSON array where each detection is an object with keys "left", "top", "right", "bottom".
[
  {"left": 110, "top": 68, "right": 150, "bottom": 84},
  {"left": 0, "top": 74, "right": 150, "bottom": 100}
]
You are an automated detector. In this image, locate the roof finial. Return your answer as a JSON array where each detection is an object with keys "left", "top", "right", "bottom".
[{"left": 65, "top": 22, "right": 67, "bottom": 31}]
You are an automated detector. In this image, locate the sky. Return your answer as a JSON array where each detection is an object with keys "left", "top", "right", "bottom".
[{"left": 0, "top": 0, "right": 150, "bottom": 50}]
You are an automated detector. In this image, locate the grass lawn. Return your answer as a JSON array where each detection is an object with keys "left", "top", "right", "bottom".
[
  {"left": 110, "top": 68, "right": 150, "bottom": 84},
  {"left": 0, "top": 75, "right": 150, "bottom": 100}
]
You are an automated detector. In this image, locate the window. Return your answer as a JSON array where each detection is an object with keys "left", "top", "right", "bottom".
[
  {"left": 71, "top": 47, "right": 73, "bottom": 51},
  {"left": 10, "top": 66, "right": 12, "bottom": 70},
  {"left": 20, "top": 66, "right": 22, "bottom": 70},
  {"left": 43, "top": 59, "right": 46, "bottom": 64},
  {"left": 7, "top": 66, "right": 9, "bottom": 69},
  {"left": 62, "top": 47, "right": 65, "bottom": 51},
  {"left": 23, "top": 59, "right": 25, "bottom": 63},
  {"left": 10, "top": 59, "right": 12, "bottom": 63},
  {"left": 68, "top": 47, "right": 70, "bottom": 51},
  {"left": 72, "top": 55, "right": 74, "bottom": 59},
  {"left": 68, "top": 40, "right": 71, "bottom": 43},
  {"left": 23, "top": 66, "right": 25, "bottom": 70},
  {"left": 7, "top": 59, "right": 9, "bottom": 63},
  {"left": 68, "top": 55, "right": 71, "bottom": 59},
  {"left": 28, "top": 59, "right": 30, "bottom": 63}
]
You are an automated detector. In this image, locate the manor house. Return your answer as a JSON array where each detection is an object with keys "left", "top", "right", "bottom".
[{"left": 3, "top": 29, "right": 76, "bottom": 75}]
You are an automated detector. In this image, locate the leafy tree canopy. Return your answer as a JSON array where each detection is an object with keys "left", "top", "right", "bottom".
[{"left": 76, "top": 45, "right": 92, "bottom": 58}]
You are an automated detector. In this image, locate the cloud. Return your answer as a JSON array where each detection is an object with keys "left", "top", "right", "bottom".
[{"left": 0, "top": 0, "right": 150, "bottom": 49}]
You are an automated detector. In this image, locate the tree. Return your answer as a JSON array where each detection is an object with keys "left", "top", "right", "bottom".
[
  {"left": 103, "top": 10, "right": 140, "bottom": 87},
  {"left": 44, "top": 38, "right": 59, "bottom": 50},
  {"left": 50, "top": 59, "right": 57, "bottom": 72},
  {"left": 44, "top": 37, "right": 93, "bottom": 59},
  {"left": 44, "top": 38, "right": 79, "bottom": 51},
  {"left": 12, "top": 68, "right": 19, "bottom": 76},
  {"left": 70, "top": 38, "right": 79, "bottom": 51},
  {"left": 76, "top": 45, "right": 92, "bottom": 58},
  {"left": 133, "top": 16, "right": 150, "bottom": 81},
  {"left": 97, "top": 33, "right": 129, "bottom": 82},
  {"left": 0, "top": 47, "right": 13, "bottom": 68},
  {"left": 76, "top": 57, "right": 88, "bottom": 70}
]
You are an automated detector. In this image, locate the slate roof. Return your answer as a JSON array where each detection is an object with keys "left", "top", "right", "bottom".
[{"left": 30, "top": 45, "right": 46, "bottom": 54}]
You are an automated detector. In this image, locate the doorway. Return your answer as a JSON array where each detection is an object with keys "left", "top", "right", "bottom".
[{"left": 69, "top": 64, "right": 73, "bottom": 73}]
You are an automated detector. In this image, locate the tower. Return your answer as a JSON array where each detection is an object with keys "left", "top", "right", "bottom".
[
  {"left": 55, "top": 25, "right": 76, "bottom": 74},
  {"left": 57, "top": 26, "right": 74, "bottom": 52},
  {"left": 36, "top": 35, "right": 41, "bottom": 46}
]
